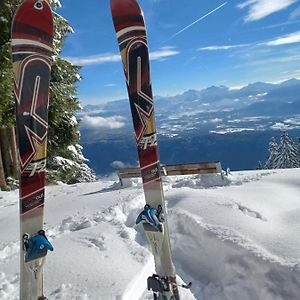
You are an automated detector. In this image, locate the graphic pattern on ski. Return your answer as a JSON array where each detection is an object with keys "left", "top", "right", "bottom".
[
  {"left": 110, "top": 0, "right": 180, "bottom": 299},
  {"left": 11, "top": 0, "right": 54, "bottom": 299}
]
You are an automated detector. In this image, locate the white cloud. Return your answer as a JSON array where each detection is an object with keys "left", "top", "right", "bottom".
[
  {"left": 266, "top": 31, "right": 300, "bottom": 45},
  {"left": 238, "top": 0, "right": 297, "bottom": 22},
  {"left": 233, "top": 53, "right": 300, "bottom": 69},
  {"left": 110, "top": 161, "right": 127, "bottom": 169},
  {"left": 81, "top": 115, "right": 125, "bottom": 129},
  {"left": 65, "top": 47, "right": 179, "bottom": 66},
  {"left": 198, "top": 44, "right": 249, "bottom": 51},
  {"left": 110, "top": 160, "right": 133, "bottom": 169},
  {"left": 65, "top": 53, "right": 120, "bottom": 66},
  {"left": 149, "top": 47, "right": 180, "bottom": 60},
  {"left": 199, "top": 31, "right": 300, "bottom": 52}
]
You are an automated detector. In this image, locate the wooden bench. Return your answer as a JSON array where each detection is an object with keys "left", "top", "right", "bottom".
[{"left": 118, "top": 161, "right": 222, "bottom": 180}]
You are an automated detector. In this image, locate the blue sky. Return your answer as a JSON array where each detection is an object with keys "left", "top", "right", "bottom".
[{"left": 57, "top": 0, "right": 300, "bottom": 105}]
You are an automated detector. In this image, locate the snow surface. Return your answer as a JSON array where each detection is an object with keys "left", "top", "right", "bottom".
[{"left": 1, "top": 169, "right": 300, "bottom": 299}]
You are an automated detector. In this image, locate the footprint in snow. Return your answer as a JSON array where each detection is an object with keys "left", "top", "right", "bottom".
[
  {"left": 235, "top": 203, "right": 267, "bottom": 221},
  {"left": 59, "top": 216, "right": 94, "bottom": 233},
  {"left": 0, "top": 272, "right": 18, "bottom": 300},
  {"left": 220, "top": 202, "right": 267, "bottom": 221},
  {"left": 0, "top": 242, "right": 19, "bottom": 263},
  {"left": 49, "top": 283, "right": 89, "bottom": 299},
  {"left": 79, "top": 235, "right": 107, "bottom": 251},
  {"left": 0, "top": 197, "right": 18, "bottom": 209}
]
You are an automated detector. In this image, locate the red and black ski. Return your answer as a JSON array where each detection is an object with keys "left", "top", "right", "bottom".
[
  {"left": 110, "top": 0, "right": 182, "bottom": 299},
  {"left": 11, "top": 0, "right": 54, "bottom": 299}
]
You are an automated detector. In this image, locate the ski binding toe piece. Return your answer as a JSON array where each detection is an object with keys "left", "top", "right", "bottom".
[
  {"left": 23, "top": 230, "right": 53, "bottom": 263},
  {"left": 136, "top": 204, "right": 164, "bottom": 231}
]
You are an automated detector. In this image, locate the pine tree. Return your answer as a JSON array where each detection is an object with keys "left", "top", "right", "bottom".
[
  {"left": 296, "top": 136, "right": 300, "bottom": 168},
  {"left": 0, "top": 0, "right": 21, "bottom": 127},
  {"left": 275, "top": 132, "right": 298, "bottom": 169},
  {"left": 264, "top": 137, "right": 279, "bottom": 169},
  {"left": 256, "top": 160, "right": 263, "bottom": 170},
  {"left": 0, "top": 0, "right": 22, "bottom": 189},
  {"left": 0, "top": 0, "right": 96, "bottom": 184},
  {"left": 46, "top": 1, "right": 96, "bottom": 183}
]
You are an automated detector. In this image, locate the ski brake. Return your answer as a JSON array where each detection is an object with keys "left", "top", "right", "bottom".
[{"left": 147, "top": 274, "right": 192, "bottom": 299}]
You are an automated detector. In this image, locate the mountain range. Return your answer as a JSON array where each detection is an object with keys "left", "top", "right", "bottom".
[{"left": 78, "top": 79, "right": 300, "bottom": 175}]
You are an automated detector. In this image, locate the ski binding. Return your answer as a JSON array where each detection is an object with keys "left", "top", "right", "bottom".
[
  {"left": 147, "top": 274, "right": 192, "bottom": 299},
  {"left": 147, "top": 274, "right": 170, "bottom": 294},
  {"left": 23, "top": 230, "right": 53, "bottom": 263},
  {"left": 136, "top": 204, "right": 164, "bottom": 232},
  {"left": 147, "top": 274, "right": 192, "bottom": 300}
]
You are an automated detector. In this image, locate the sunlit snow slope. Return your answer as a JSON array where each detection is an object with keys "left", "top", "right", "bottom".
[{"left": 1, "top": 169, "right": 300, "bottom": 300}]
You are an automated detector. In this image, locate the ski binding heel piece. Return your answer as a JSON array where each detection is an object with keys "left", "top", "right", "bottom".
[
  {"left": 147, "top": 274, "right": 192, "bottom": 299},
  {"left": 23, "top": 230, "right": 53, "bottom": 262},
  {"left": 181, "top": 281, "right": 192, "bottom": 289},
  {"left": 147, "top": 274, "right": 170, "bottom": 293}
]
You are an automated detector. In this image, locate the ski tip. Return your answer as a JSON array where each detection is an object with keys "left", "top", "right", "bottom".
[
  {"left": 110, "top": 0, "right": 143, "bottom": 29},
  {"left": 110, "top": 0, "right": 142, "bottom": 14},
  {"left": 12, "top": 0, "right": 54, "bottom": 46}
]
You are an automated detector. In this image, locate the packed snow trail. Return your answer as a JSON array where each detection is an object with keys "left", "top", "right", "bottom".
[{"left": 1, "top": 169, "right": 300, "bottom": 299}]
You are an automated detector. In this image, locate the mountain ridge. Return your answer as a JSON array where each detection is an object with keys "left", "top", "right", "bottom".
[{"left": 81, "top": 78, "right": 300, "bottom": 113}]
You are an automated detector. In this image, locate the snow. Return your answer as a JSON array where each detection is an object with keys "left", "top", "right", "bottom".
[
  {"left": 1, "top": 169, "right": 300, "bottom": 299},
  {"left": 51, "top": 0, "right": 62, "bottom": 8},
  {"left": 271, "top": 122, "right": 295, "bottom": 130},
  {"left": 210, "top": 128, "right": 255, "bottom": 134},
  {"left": 0, "top": 17, "right": 8, "bottom": 23}
]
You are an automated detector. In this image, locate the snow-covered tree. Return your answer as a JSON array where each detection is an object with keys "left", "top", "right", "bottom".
[
  {"left": 274, "top": 132, "right": 298, "bottom": 169},
  {"left": 296, "top": 136, "right": 300, "bottom": 168},
  {"left": 256, "top": 161, "right": 263, "bottom": 170},
  {"left": 46, "top": 2, "right": 96, "bottom": 183},
  {"left": 264, "top": 137, "right": 279, "bottom": 169},
  {"left": 47, "top": 144, "right": 96, "bottom": 184},
  {"left": 0, "top": 0, "right": 96, "bottom": 184},
  {"left": 0, "top": 0, "right": 21, "bottom": 126}
]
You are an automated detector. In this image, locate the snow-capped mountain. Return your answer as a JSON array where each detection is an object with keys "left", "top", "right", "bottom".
[{"left": 78, "top": 79, "right": 300, "bottom": 174}]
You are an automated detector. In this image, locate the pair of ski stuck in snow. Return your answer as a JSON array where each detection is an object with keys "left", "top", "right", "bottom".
[{"left": 11, "top": 0, "right": 191, "bottom": 299}]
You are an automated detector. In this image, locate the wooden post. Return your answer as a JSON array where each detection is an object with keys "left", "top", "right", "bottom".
[
  {"left": 0, "top": 142, "right": 10, "bottom": 191},
  {"left": 0, "top": 127, "right": 14, "bottom": 178},
  {"left": 7, "top": 127, "right": 19, "bottom": 179}
]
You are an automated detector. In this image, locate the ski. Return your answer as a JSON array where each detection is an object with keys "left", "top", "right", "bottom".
[
  {"left": 11, "top": 1, "right": 54, "bottom": 299},
  {"left": 110, "top": 0, "right": 184, "bottom": 299}
]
